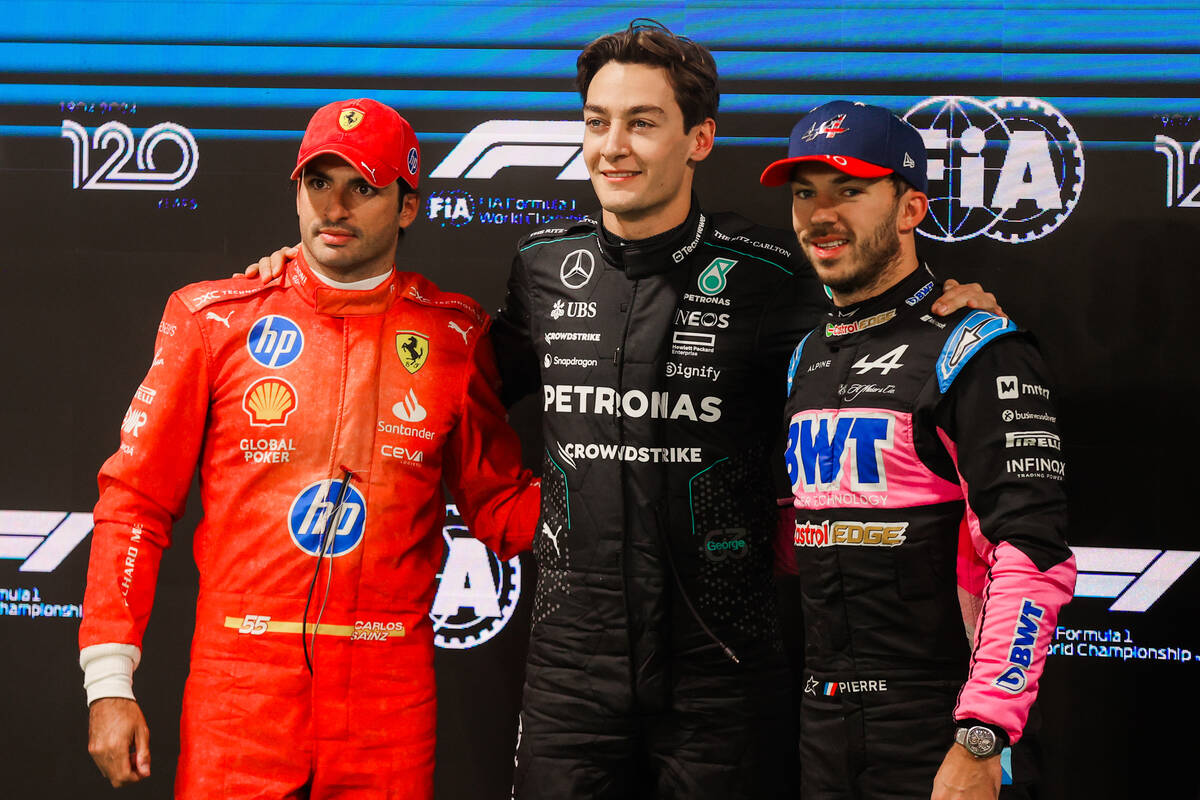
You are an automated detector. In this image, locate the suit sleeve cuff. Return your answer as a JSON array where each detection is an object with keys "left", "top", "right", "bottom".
[{"left": 80, "top": 643, "right": 141, "bottom": 705}]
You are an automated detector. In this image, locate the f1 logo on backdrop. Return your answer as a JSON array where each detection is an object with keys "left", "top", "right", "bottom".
[
  {"left": 1153, "top": 135, "right": 1200, "bottom": 207},
  {"left": 903, "top": 96, "right": 1084, "bottom": 244},
  {"left": 429, "top": 120, "right": 587, "bottom": 180},
  {"left": 429, "top": 505, "right": 521, "bottom": 649},
  {"left": 1072, "top": 546, "right": 1199, "bottom": 612},
  {"left": 60, "top": 120, "right": 199, "bottom": 190},
  {"left": 0, "top": 511, "right": 93, "bottom": 572}
]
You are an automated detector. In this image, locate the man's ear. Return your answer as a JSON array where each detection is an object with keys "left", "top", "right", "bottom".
[
  {"left": 398, "top": 192, "right": 420, "bottom": 229},
  {"left": 897, "top": 189, "right": 929, "bottom": 234},
  {"left": 688, "top": 117, "right": 716, "bottom": 165}
]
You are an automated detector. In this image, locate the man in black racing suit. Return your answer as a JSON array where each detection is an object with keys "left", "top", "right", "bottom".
[
  {"left": 764, "top": 101, "right": 1076, "bottom": 799},
  {"left": 493, "top": 26, "right": 1004, "bottom": 800}
]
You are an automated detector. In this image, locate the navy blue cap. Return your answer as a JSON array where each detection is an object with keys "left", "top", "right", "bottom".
[{"left": 760, "top": 100, "right": 927, "bottom": 192}]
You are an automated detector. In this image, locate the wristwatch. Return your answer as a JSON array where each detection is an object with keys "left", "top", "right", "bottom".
[{"left": 954, "top": 723, "right": 1005, "bottom": 758}]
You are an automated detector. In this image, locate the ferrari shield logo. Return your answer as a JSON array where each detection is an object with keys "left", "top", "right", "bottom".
[
  {"left": 339, "top": 107, "right": 365, "bottom": 131},
  {"left": 396, "top": 331, "right": 430, "bottom": 374}
]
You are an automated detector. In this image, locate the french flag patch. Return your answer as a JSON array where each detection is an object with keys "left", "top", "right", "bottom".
[{"left": 823, "top": 682, "right": 839, "bottom": 696}]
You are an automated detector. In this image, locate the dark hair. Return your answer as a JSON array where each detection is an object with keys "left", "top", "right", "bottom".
[
  {"left": 576, "top": 19, "right": 719, "bottom": 131},
  {"left": 887, "top": 173, "right": 916, "bottom": 197}
]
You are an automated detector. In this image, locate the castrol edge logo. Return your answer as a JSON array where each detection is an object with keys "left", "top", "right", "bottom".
[{"left": 794, "top": 520, "right": 909, "bottom": 548}]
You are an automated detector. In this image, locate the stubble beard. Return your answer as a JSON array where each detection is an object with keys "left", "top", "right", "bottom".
[{"left": 814, "top": 199, "right": 903, "bottom": 297}]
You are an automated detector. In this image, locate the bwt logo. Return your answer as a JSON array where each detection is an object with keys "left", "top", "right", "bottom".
[
  {"left": 1153, "top": 135, "right": 1200, "bottom": 207},
  {"left": 429, "top": 120, "right": 587, "bottom": 180},
  {"left": 0, "top": 511, "right": 94, "bottom": 572},
  {"left": 903, "top": 96, "right": 1084, "bottom": 244},
  {"left": 786, "top": 411, "right": 894, "bottom": 493},
  {"left": 993, "top": 598, "right": 1044, "bottom": 694},
  {"left": 60, "top": 120, "right": 199, "bottom": 191},
  {"left": 430, "top": 505, "right": 521, "bottom": 649},
  {"left": 1072, "top": 546, "right": 1200, "bottom": 612}
]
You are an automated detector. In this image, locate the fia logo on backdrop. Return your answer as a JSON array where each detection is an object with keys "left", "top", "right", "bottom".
[
  {"left": 430, "top": 505, "right": 522, "bottom": 649},
  {"left": 903, "top": 96, "right": 1084, "bottom": 243}
]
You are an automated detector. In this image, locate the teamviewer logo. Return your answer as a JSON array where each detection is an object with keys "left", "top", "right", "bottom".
[
  {"left": 0, "top": 510, "right": 94, "bottom": 572},
  {"left": 1072, "top": 546, "right": 1199, "bottom": 612}
]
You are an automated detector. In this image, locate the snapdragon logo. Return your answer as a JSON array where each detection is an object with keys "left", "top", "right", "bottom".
[
  {"left": 430, "top": 505, "right": 521, "bottom": 649},
  {"left": 903, "top": 96, "right": 1084, "bottom": 243},
  {"left": 429, "top": 120, "right": 587, "bottom": 180}
]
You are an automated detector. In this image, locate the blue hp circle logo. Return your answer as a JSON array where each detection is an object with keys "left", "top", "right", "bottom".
[
  {"left": 288, "top": 479, "right": 366, "bottom": 557},
  {"left": 247, "top": 315, "right": 304, "bottom": 368}
]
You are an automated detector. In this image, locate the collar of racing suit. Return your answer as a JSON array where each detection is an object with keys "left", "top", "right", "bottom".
[
  {"left": 595, "top": 196, "right": 705, "bottom": 279},
  {"left": 283, "top": 249, "right": 402, "bottom": 316},
  {"left": 823, "top": 262, "right": 939, "bottom": 334}
]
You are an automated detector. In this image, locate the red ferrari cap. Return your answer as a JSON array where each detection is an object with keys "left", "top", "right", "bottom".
[{"left": 291, "top": 98, "right": 420, "bottom": 190}]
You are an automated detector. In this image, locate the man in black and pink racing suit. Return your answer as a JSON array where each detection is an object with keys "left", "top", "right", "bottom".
[{"left": 761, "top": 100, "right": 1077, "bottom": 800}]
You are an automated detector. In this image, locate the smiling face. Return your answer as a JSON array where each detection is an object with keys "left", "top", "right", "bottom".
[
  {"left": 582, "top": 61, "right": 714, "bottom": 240},
  {"left": 296, "top": 153, "right": 419, "bottom": 282},
  {"left": 790, "top": 163, "right": 927, "bottom": 306}
]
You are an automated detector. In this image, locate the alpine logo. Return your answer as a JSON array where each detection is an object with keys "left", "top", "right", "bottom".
[{"left": 803, "top": 113, "right": 849, "bottom": 141}]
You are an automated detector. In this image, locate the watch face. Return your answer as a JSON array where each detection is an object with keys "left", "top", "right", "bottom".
[{"left": 965, "top": 726, "right": 997, "bottom": 756}]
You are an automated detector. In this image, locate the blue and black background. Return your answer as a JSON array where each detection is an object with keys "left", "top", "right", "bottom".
[{"left": 1, "top": 2, "right": 1197, "bottom": 797}]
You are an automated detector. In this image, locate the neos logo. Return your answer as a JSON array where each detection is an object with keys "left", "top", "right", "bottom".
[
  {"left": 429, "top": 120, "right": 587, "bottom": 180},
  {"left": 1072, "top": 546, "right": 1200, "bottom": 612},
  {"left": 786, "top": 411, "right": 894, "bottom": 493},
  {"left": 903, "top": 96, "right": 1084, "bottom": 243},
  {"left": 0, "top": 511, "right": 94, "bottom": 572},
  {"left": 430, "top": 505, "right": 521, "bottom": 649},
  {"left": 60, "top": 120, "right": 199, "bottom": 191}
]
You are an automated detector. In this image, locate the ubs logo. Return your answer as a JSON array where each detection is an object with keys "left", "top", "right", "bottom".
[{"left": 559, "top": 249, "right": 595, "bottom": 289}]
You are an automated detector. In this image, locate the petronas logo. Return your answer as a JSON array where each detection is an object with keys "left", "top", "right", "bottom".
[{"left": 698, "top": 258, "right": 736, "bottom": 296}]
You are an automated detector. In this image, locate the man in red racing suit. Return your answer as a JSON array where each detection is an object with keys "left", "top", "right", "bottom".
[{"left": 78, "top": 98, "right": 539, "bottom": 799}]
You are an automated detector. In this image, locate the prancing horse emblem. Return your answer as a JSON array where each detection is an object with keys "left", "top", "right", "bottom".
[{"left": 396, "top": 331, "right": 430, "bottom": 374}]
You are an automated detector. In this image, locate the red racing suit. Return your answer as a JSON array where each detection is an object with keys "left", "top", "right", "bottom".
[{"left": 79, "top": 253, "right": 539, "bottom": 799}]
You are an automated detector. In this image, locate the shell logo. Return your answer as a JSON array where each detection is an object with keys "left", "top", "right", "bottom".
[{"left": 242, "top": 377, "right": 298, "bottom": 427}]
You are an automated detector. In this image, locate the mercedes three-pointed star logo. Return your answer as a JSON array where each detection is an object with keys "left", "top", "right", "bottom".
[{"left": 559, "top": 249, "right": 595, "bottom": 290}]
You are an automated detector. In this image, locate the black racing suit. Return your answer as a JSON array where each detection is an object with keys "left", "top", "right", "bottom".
[
  {"left": 781, "top": 267, "right": 1076, "bottom": 799},
  {"left": 493, "top": 203, "right": 824, "bottom": 799}
]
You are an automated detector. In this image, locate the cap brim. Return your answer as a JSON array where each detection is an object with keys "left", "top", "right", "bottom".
[
  {"left": 291, "top": 144, "right": 401, "bottom": 189},
  {"left": 759, "top": 154, "right": 895, "bottom": 186}
]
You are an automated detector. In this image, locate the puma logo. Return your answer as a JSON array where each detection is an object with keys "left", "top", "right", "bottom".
[
  {"left": 541, "top": 522, "right": 562, "bottom": 557},
  {"left": 360, "top": 161, "right": 378, "bottom": 182},
  {"left": 448, "top": 321, "right": 472, "bottom": 344},
  {"left": 206, "top": 310, "right": 234, "bottom": 328}
]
